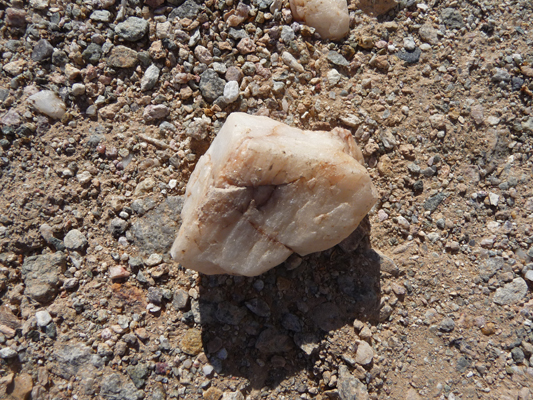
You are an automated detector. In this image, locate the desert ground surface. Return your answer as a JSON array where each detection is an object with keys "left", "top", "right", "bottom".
[{"left": 1, "top": 0, "right": 533, "bottom": 399}]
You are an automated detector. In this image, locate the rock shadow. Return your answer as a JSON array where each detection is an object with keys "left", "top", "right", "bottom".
[{"left": 193, "top": 217, "right": 389, "bottom": 390}]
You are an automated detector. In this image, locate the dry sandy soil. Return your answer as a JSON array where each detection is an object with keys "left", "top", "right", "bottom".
[{"left": 0, "top": 0, "right": 533, "bottom": 399}]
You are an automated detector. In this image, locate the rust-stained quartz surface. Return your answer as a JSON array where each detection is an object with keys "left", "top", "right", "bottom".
[{"left": 171, "top": 112, "right": 378, "bottom": 276}]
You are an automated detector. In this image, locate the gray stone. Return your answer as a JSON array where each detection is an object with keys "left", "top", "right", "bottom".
[
  {"left": 253, "top": 0, "right": 273, "bottom": 9},
  {"left": 22, "top": 252, "right": 66, "bottom": 303},
  {"left": 100, "top": 372, "right": 143, "bottom": 400},
  {"left": 311, "top": 302, "right": 341, "bottom": 331},
  {"left": 512, "top": 347, "right": 525, "bottom": 364},
  {"left": 108, "top": 45, "right": 138, "bottom": 68},
  {"left": 126, "top": 364, "right": 149, "bottom": 389},
  {"left": 32, "top": 39, "right": 53, "bottom": 62},
  {"left": 492, "top": 68, "right": 511, "bottom": 83},
  {"left": 90, "top": 10, "right": 111, "bottom": 22},
  {"left": 245, "top": 298, "right": 271, "bottom": 317},
  {"left": 115, "top": 17, "right": 148, "bottom": 41},
  {"left": 493, "top": 278, "right": 528, "bottom": 305},
  {"left": 281, "top": 313, "right": 302, "bottom": 332},
  {"left": 456, "top": 356, "right": 470, "bottom": 373},
  {"left": 215, "top": 303, "right": 246, "bottom": 325},
  {"left": 130, "top": 197, "right": 156, "bottom": 215},
  {"left": 52, "top": 343, "right": 101, "bottom": 379},
  {"left": 64, "top": 229, "right": 88, "bottom": 251},
  {"left": 522, "top": 117, "right": 533, "bottom": 133},
  {"left": 294, "top": 333, "right": 320, "bottom": 355},
  {"left": 109, "top": 218, "right": 129, "bottom": 237},
  {"left": 338, "top": 365, "right": 368, "bottom": 400},
  {"left": 140, "top": 64, "right": 160, "bottom": 91},
  {"left": 169, "top": 0, "right": 201, "bottom": 19},
  {"left": 512, "top": 77, "right": 525, "bottom": 91},
  {"left": 172, "top": 289, "right": 189, "bottom": 310},
  {"left": 131, "top": 196, "right": 184, "bottom": 254},
  {"left": 280, "top": 25, "right": 295, "bottom": 42},
  {"left": 228, "top": 28, "right": 249, "bottom": 41},
  {"left": 396, "top": 47, "right": 421, "bottom": 63},
  {"left": 0, "top": 347, "right": 17, "bottom": 359},
  {"left": 407, "top": 163, "right": 420, "bottom": 174},
  {"left": 82, "top": 43, "right": 103, "bottom": 64},
  {"left": 439, "top": 317, "right": 455, "bottom": 332},
  {"left": 479, "top": 257, "right": 504, "bottom": 282},
  {"left": 524, "top": 269, "right": 533, "bottom": 282},
  {"left": 441, "top": 8, "right": 464, "bottom": 29},
  {"left": 255, "top": 328, "right": 292, "bottom": 354},
  {"left": 423, "top": 192, "right": 446, "bottom": 212},
  {"left": 327, "top": 51, "right": 350, "bottom": 67},
  {"left": 199, "top": 69, "right": 226, "bottom": 103},
  {"left": 147, "top": 286, "right": 163, "bottom": 305}
]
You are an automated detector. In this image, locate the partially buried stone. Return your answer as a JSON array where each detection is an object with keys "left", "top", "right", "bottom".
[
  {"left": 255, "top": 328, "right": 292, "bottom": 354},
  {"left": 115, "top": 17, "right": 148, "bottom": 41},
  {"left": 169, "top": 0, "right": 201, "bottom": 19},
  {"left": 440, "top": 8, "right": 464, "bottom": 29},
  {"left": 28, "top": 90, "right": 66, "bottom": 119},
  {"left": 100, "top": 373, "right": 143, "bottom": 400},
  {"left": 355, "top": 340, "right": 373, "bottom": 365},
  {"left": 35, "top": 310, "right": 52, "bottom": 327},
  {"left": 32, "top": 39, "right": 53, "bottom": 62},
  {"left": 143, "top": 104, "right": 169, "bottom": 121},
  {"left": 512, "top": 77, "right": 524, "bottom": 91},
  {"left": 289, "top": 0, "right": 350, "bottom": 40},
  {"left": 140, "top": 64, "right": 160, "bottom": 91},
  {"left": 82, "top": 43, "right": 102, "bottom": 64},
  {"left": 337, "top": 365, "right": 368, "bottom": 400},
  {"left": 355, "top": 0, "right": 397, "bottom": 16},
  {"left": 22, "top": 252, "right": 66, "bottom": 303},
  {"left": 396, "top": 47, "right": 421, "bottom": 63},
  {"left": 199, "top": 69, "right": 226, "bottom": 103},
  {"left": 64, "top": 229, "right": 88, "bottom": 251},
  {"left": 108, "top": 45, "right": 138, "bottom": 68},
  {"left": 493, "top": 278, "right": 528, "bottom": 305},
  {"left": 171, "top": 112, "right": 377, "bottom": 276},
  {"left": 181, "top": 329, "right": 202, "bottom": 355},
  {"left": 223, "top": 81, "right": 239, "bottom": 103},
  {"left": 327, "top": 51, "right": 349, "bottom": 67}
]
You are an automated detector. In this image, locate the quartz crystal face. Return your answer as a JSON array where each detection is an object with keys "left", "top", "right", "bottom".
[{"left": 171, "top": 112, "right": 378, "bottom": 276}]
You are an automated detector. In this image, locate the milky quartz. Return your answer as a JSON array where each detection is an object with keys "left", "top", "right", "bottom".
[
  {"left": 289, "top": 0, "right": 350, "bottom": 41},
  {"left": 171, "top": 113, "right": 377, "bottom": 276}
]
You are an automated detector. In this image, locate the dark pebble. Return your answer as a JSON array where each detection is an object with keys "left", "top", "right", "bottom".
[{"left": 396, "top": 47, "right": 421, "bottom": 64}]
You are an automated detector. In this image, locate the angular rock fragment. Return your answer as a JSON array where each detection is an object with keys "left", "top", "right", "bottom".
[
  {"left": 171, "top": 113, "right": 377, "bottom": 276},
  {"left": 355, "top": 0, "right": 397, "bottom": 16},
  {"left": 289, "top": 0, "right": 350, "bottom": 41}
]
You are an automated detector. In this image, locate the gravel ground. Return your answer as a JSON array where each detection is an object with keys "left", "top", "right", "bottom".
[{"left": 1, "top": 0, "right": 533, "bottom": 399}]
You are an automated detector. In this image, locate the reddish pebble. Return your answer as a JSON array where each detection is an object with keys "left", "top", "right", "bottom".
[
  {"left": 96, "top": 144, "right": 106, "bottom": 154},
  {"left": 6, "top": 8, "right": 27, "bottom": 27},
  {"left": 109, "top": 266, "right": 130, "bottom": 279}
]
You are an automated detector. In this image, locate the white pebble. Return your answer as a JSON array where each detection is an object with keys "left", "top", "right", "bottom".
[
  {"left": 224, "top": 81, "right": 240, "bottom": 103},
  {"left": 71, "top": 83, "right": 86, "bottom": 96},
  {"left": 35, "top": 310, "right": 53, "bottom": 327},
  {"left": 28, "top": 90, "right": 66, "bottom": 119}
]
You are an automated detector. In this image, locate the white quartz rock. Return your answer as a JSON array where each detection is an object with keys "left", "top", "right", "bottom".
[
  {"left": 28, "top": 90, "right": 66, "bottom": 119},
  {"left": 289, "top": 0, "right": 350, "bottom": 41},
  {"left": 171, "top": 112, "right": 378, "bottom": 276}
]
